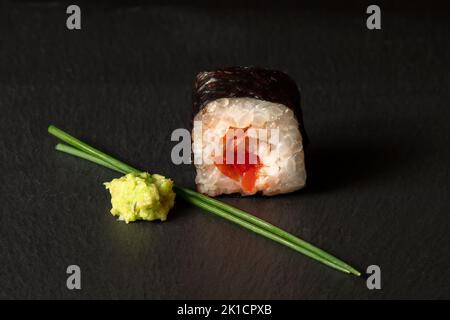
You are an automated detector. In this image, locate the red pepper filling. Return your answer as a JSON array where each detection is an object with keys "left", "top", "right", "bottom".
[{"left": 215, "top": 129, "right": 262, "bottom": 193}]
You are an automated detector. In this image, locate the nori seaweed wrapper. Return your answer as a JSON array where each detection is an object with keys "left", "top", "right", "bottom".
[{"left": 193, "top": 66, "right": 308, "bottom": 146}]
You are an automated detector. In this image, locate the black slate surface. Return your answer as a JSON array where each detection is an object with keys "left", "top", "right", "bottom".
[{"left": 0, "top": 0, "right": 449, "bottom": 299}]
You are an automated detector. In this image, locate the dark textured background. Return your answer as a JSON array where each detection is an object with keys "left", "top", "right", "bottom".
[{"left": 0, "top": 0, "right": 449, "bottom": 299}]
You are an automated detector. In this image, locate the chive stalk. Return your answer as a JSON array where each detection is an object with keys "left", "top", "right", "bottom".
[
  {"left": 56, "top": 143, "right": 128, "bottom": 174},
  {"left": 176, "top": 186, "right": 361, "bottom": 276},
  {"left": 49, "top": 125, "right": 139, "bottom": 174},
  {"left": 49, "top": 125, "right": 361, "bottom": 276}
]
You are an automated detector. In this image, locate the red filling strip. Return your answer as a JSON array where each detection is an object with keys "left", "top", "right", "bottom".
[{"left": 214, "top": 129, "right": 262, "bottom": 193}]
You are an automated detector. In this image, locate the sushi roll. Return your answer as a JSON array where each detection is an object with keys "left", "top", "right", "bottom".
[{"left": 192, "top": 67, "right": 307, "bottom": 196}]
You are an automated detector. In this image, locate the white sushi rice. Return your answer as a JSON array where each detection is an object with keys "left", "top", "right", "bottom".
[{"left": 192, "top": 97, "right": 306, "bottom": 196}]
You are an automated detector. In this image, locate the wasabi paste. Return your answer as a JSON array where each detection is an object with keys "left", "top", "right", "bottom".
[{"left": 104, "top": 172, "right": 175, "bottom": 223}]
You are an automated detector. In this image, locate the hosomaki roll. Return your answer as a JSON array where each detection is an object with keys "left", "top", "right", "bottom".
[{"left": 192, "top": 67, "right": 307, "bottom": 196}]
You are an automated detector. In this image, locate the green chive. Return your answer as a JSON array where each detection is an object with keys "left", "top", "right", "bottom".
[
  {"left": 176, "top": 189, "right": 351, "bottom": 275},
  {"left": 49, "top": 125, "right": 361, "bottom": 276},
  {"left": 175, "top": 186, "right": 361, "bottom": 277},
  {"left": 48, "top": 125, "right": 139, "bottom": 175},
  {"left": 55, "top": 143, "right": 128, "bottom": 174}
]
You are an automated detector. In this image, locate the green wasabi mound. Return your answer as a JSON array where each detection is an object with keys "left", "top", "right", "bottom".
[{"left": 104, "top": 172, "right": 176, "bottom": 223}]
